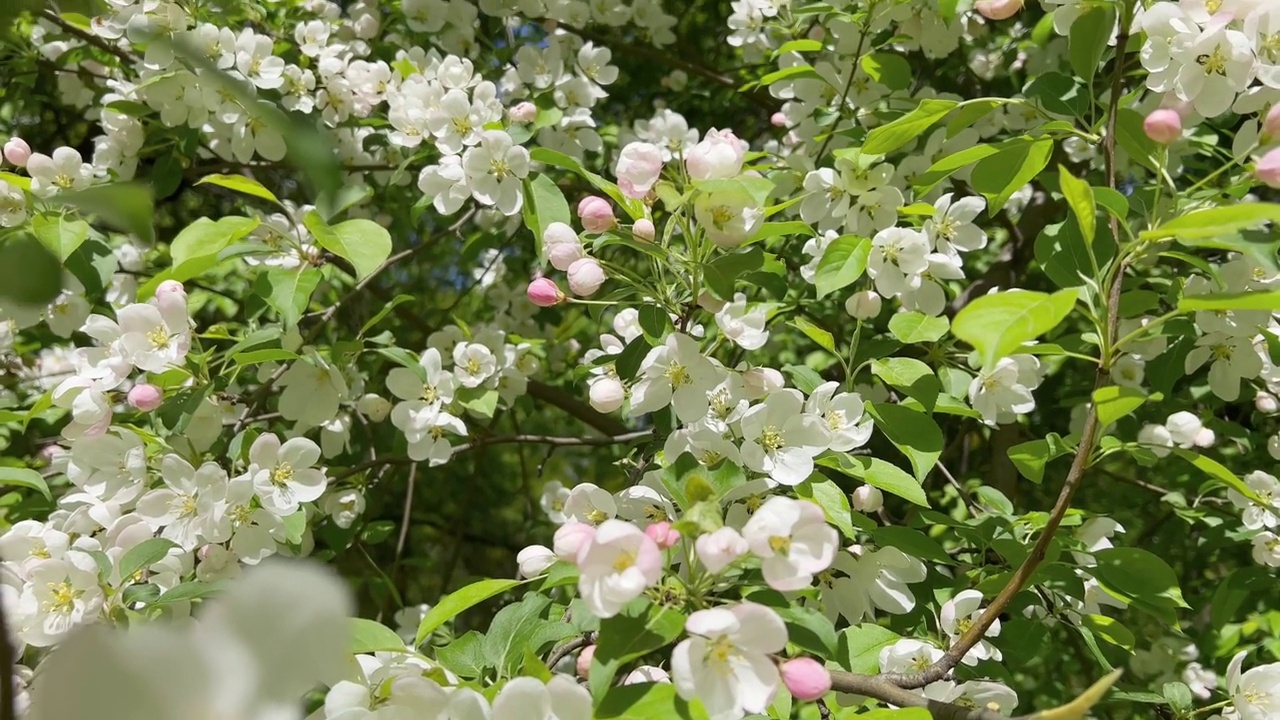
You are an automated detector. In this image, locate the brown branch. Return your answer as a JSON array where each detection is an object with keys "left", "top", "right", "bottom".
[
  {"left": 823, "top": 672, "right": 1012, "bottom": 720},
  {"left": 545, "top": 633, "right": 595, "bottom": 672},
  {"left": 40, "top": 10, "right": 134, "bottom": 63},
  {"left": 525, "top": 381, "right": 633, "bottom": 437}
]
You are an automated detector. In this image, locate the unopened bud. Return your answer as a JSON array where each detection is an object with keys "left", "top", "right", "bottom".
[
  {"left": 509, "top": 101, "right": 537, "bottom": 124},
  {"left": 126, "top": 383, "right": 163, "bottom": 412},
  {"left": 633, "top": 218, "right": 656, "bottom": 241},
  {"left": 567, "top": 257, "right": 606, "bottom": 297},
  {"left": 1143, "top": 109, "right": 1183, "bottom": 145},
  {"left": 975, "top": 0, "right": 1023, "bottom": 20},
  {"left": 576, "top": 644, "right": 596, "bottom": 678},
  {"left": 527, "top": 277, "right": 566, "bottom": 307},
  {"left": 644, "top": 521, "right": 681, "bottom": 549},
  {"left": 1264, "top": 104, "right": 1280, "bottom": 141},
  {"left": 588, "top": 376, "right": 625, "bottom": 413},
  {"left": 1257, "top": 148, "right": 1280, "bottom": 189},
  {"left": 3, "top": 138, "right": 31, "bottom": 167},
  {"left": 851, "top": 485, "right": 884, "bottom": 512},
  {"left": 356, "top": 393, "right": 391, "bottom": 422},
  {"left": 781, "top": 658, "right": 832, "bottom": 701},
  {"left": 577, "top": 196, "right": 616, "bottom": 233},
  {"left": 844, "top": 290, "right": 882, "bottom": 320}
]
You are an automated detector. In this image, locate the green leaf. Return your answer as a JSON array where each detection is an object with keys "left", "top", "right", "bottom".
[
  {"left": 524, "top": 174, "right": 572, "bottom": 259},
  {"left": 873, "top": 526, "right": 952, "bottom": 564},
  {"left": 1007, "top": 434, "right": 1071, "bottom": 483},
  {"left": 871, "top": 358, "right": 941, "bottom": 412},
  {"left": 818, "top": 453, "right": 929, "bottom": 507},
  {"left": 350, "top": 618, "right": 407, "bottom": 653},
  {"left": 783, "top": 364, "right": 825, "bottom": 395},
  {"left": 914, "top": 142, "right": 1004, "bottom": 194},
  {"left": 590, "top": 601, "right": 685, "bottom": 700},
  {"left": 51, "top": 183, "right": 155, "bottom": 244},
  {"left": 282, "top": 510, "right": 306, "bottom": 544},
  {"left": 888, "top": 312, "right": 949, "bottom": 344},
  {"left": 436, "top": 630, "right": 488, "bottom": 677},
  {"left": 813, "top": 235, "right": 871, "bottom": 299},
  {"left": 529, "top": 147, "right": 642, "bottom": 219},
  {"left": 776, "top": 604, "right": 838, "bottom": 656},
  {"left": 1069, "top": 7, "right": 1115, "bottom": 84},
  {"left": 0, "top": 233, "right": 62, "bottom": 307},
  {"left": 1092, "top": 547, "right": 1189, "bottom": 611},
  {"left": 415, "top": 578, "right": 525, "bottom": 645},
  {"left": 483, "top": 595, "right": 574, "bottom": 677},
  {"left": 1179, "top": 290, "right": 1280, "bottom": 311},
  {"left": 1082, "top": 615, "right": 1134, "bottom": 650},
  {"left": 303, "top": 213, "right": 392, "bottom": 281},
  {"left": 952, "top": 289, "right": 1078, "bottom": 368},
  {"left": 1092, "top": 386, "right": 1146, "bottom": 427},
  {"left": 152, "top": 580, "right": 221, "bottom": 606},
  {"left": 596, "top": 682, "right": 709, "bottom": 720},
  {"left": 0, "top": 467, "right": 51, "bottom": 500},
  {"left": 970, "top": 137, "right": 1055, "bottom": 213},
  {"left": 1114, "top": 108, "right": 1162, "bottom": 172},
  {"left": 773, "top": 38, "right": 823, "bottom": 57},
  {"left": 638, "top": 305, "right": 673, "bottom": 342},
  {"left": 758, "top": 63, "right": 823, "bottom": 87},
  {"left": 796, "top": 477, "right": 857, "bottom": 539},
  {"left": 859, "top": 52, "right": 912, "bottom": 92},
  {"left": 1058, "top": 166, "right": 1097, "bottom": 246},
  {"left": 863, "top": 99, "right": 958, "bottom": 155},
  {"left": 118, "top": 538, "right": 178, "bottom": 582},
  {"left": 614, "top": 335, "right": 650, "bottom": 382},
  {"left": 865, "top": 401, "right": 942, "bottom": 481},
  {"left": 1172, "top": 449, "right": 1266, "bottom": 505},
  {"left": 703, "top": 246, "right": 764, "bottom": 300},
  {"left": 839, "top": 624, "right": 901, "bottom": 674},
  {"left": 1142, "top": 203, "right": 1280, "bottom": 241},
  {"left": 792, "top": 317, "right": 837, "bottom": 354},
  {"left": 196, "top": 174, "right": 283, "bottom": 206},
  {"left": 169, "top": 216, "right": 260, "bottom": 271},
  {"left": 32, "top": 213, "right": 89, "bottom": 262},
  {"left": 262, "top": 267, "right": 321, "bottom": 327}
]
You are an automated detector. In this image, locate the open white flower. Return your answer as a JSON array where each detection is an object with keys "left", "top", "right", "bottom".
[
  {"left": 631, "top": 332, "right": 719, "bottom": 422},
  {"left": 462, "top": 129, "right": 530, "bottom": 215},
  {"left": 1226, "top": 651, "right": 1280, "bottom": 720},
  {"left": 492, "top": 675, "right": 591, "bottom": 720},
  {"left": 135, "top": 455, "right": 230, "bottom": 550},
  {"left": 742, "top": 496, "right": 838, "bottom": 591},
  {"left": 739, "top": 389, "right": 828, "bottom": 487},
  {"left": 817, "top": 545, "right": 927, "bottom": 623},
  {"left": 29, "top": 561, "right": 353, "bottom": 720},
  {"left": 922, "top": 680, "right": 1019, "bottom": 716},
  {"left": 879, "top": 638, "right": 944, "bottom": 675},
  {"left": 1173, "top": 25, "right": 1257, "bottom": 118},
  {"left": 671, "top": 603, "right": 787, "bottom": 720},
  {"left": 939, "top": 589, "right": 1002, "bottom": 665},
  {"left": 926, "top": 193, "right": 988, "bottom": 255},
  {"left": 17, "top": 550, "right": 104, "bottom": 647},
  {"left": 116, "top": 300, "right": 191, "bottom": 373},
  {"left": 26, "top": 146, "right": 93, "bottom": 197},
  {"left": 278, "top": 354, "right": 349, "bottom": 427},
  {"left": 715, "top": 293, "right": 769, "bottom": 350},
  {"left": 804, "top": 381, "right": 873, "bottom": 452},
  {"left": 575, "top": 519, "right": 662, "bottom": 618},
  {"left": 867, "top": 227, "right": 930, "bottom": 299},
  {"left": 1229, "top": 471, "right": 1280, "bottom": 530},
  {"left": 969, "top": 355, "right": 1042, "bottom": 425},
  {"left": 248, "top": 433, "right": 329, "bottom": 516},
  {"left": 453, "top": 341, "right": 497, "bottom": 388},
  {"left": 693, "top": 186, "right": 764, "bottom": 248}
]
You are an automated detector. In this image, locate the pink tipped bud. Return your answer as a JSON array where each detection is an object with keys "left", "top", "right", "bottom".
[
  {"left": 126, "top": 383, "right": 163, "bottom": 412},
  {"left": 567, "top": 257, "right": 606, "bottom": 297},
  {"left": 527, "top": 277, "right": 566, "bottom": 307},
  {"left": 644, "top": 521, "right": 680, "bottom": 549},
  {"left": 851, "top": 485, "right": 884, "bottom": 512},
  {"left": 1257, "top": 148, "right": 1280, "bottom": 189},
  {"left": 633, "top": 218, "right": 656, "bottom": 241},
  {"left": 554, "top": 521, "right": 596, "bottom": 562},
  {"left": 781, "top": 658, "right": 832, "bottom": 701},
  {"left": 1143, "top": 109, "right": 1183, "bottom": 145},
  {"left": 543, "top": 221, "right": 584, "bottom": 271},
  {"left": 975, "top": 0, "right": 1023, "bottom": 20},
  {"left": 1257, "top": 391, "right": 1279, "bottom": 415},
  {"left": 3, "top": 138, "right": 31, "bottom": 167},
  {"left": 1264, "top": 104, "right": 1280, "bottom": 141},
  {"left": 509, "top": 102, "right": 538, "bottom": 124},
  {"left": 577, "top": 196, "right": 616, "bottom": 233},
  {"left": 770, "top": 112, "right": 788, "bottom": 128},
  {"left": 155, "top": 279, "right": 187, "bottom": 300},
  {"left": 576, "top": 644, "right": 596, "bottom": 678}
]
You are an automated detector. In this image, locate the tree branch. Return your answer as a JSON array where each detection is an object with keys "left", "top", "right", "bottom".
[{"left": 41, "top": 9, "right": 134, "bottom": 64}]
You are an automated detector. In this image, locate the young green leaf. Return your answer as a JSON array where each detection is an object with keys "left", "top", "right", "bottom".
[
  {"left": 303, "top": 212, "right": 393, "bottom": 281},
  {"left": 952, "top": 289, "right": 1078, "bottom": 368}
]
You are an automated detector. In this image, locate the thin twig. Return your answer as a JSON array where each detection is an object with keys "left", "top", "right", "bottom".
[
  {"left": 545, "top": 633, "right": 595, "bottom": 672},
  {"left": 390, "top": 462, "right": 418, "bottom": 586},
  {"left": 41, "top": 9, "right": 134, "bottom": 64}
]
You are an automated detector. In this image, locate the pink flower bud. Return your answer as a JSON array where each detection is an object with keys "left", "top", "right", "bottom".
[
  {"left": 576, "top": 644, "right": 596, "bottom": 678},
  {"left": 554, "top": 521, "right": 596, "bottom": 561},
  {"left": 742, "top": 366, "right": 783, "bottom": 400},
  {"left": 781, "top": 658, "right": 832, "bottom": 701},
  {"left": 567, "top": 257, "right": 606, "bottom": 297},
  {"left": 685, "top": 128, "right": 747, "bottom": 181},
  {"left": 851, "top": 485, "right": 884, "bottom": 512},
  {"left": 615, "top": 142, "right": 664, "bottom": 199},
  {"left": 588, "top": 376, "right": 626, "bottom": 413},
  {"left": 577, "top": 196, "right": 616, "bottom": 233},
  {"left": 633, "top": 218, "right": 655, "bottom": 241},
  {"left": 1257, "top": 148, "right": 1280, "bottom": 189},
  {"left": 527, "top": 277, "right": 566, "bottom": 307},
  {"left": 974, "top": 0, "right": 1023, "bottom": 20},
  {"left": 543, "top": 221, "right": 584, "bottom": 271},
  {"left": 770, "top": 112, "right": 788, "bottom": 128},
  {"left": 509, "top": 101, "right": 538, "bottom": 124},
  {"left": 644, "top": 521, "right": 680, "bottom": 549},
  {"left": 154, "top": 279, "right": 187, "bottom": 301},
  {"left": 1143, "top": 109, "right": 1182, "bottom": 145},
  {"left": 126, "top": 383, "right": 163, "bottom": 412},
  {"left": 1265, "top": 104, "right": 1280, "bottom": 141},
  {"left": 3, "top": 138, "right": 31, "bottom": 167},
  {"left": 1257, "top": 391, "right": 1279, "bottom": 415}
]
